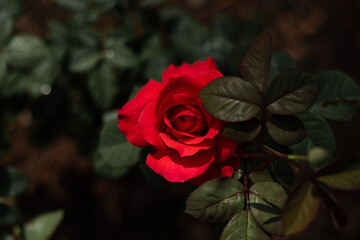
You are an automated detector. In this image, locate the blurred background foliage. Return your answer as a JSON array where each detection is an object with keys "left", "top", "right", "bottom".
[{"left": 0, "top": 0, "right": 359, "bottom": 239}]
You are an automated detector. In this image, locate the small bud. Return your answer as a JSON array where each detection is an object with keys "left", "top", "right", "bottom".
[
  {"left": 307, "top": 147, "right": 332, "bottom": 166},
  {"left": 232, "top": 169, "right": 244, "bottom": 180}
]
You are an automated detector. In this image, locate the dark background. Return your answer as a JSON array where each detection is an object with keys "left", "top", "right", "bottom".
[{"left": 2, "top": 0, "right": 360, "bottom": 239}]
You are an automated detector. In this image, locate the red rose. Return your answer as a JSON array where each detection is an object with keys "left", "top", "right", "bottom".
[{"left": 117, "top": 58, "right": 242, "bottom": 184}]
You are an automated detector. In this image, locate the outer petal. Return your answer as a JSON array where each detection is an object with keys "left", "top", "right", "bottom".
[
  {"left": 117, "top": 109, "right": 149, "bottom": 147},
  {"left": 138, "top": 101, "right": 167, "bottom": 150},
  {"left": 162, "top": 57, "right": 218, "bottom": 84},
  {"left": 146, "top": 149, "right": 215, "bottom": 182},
  {"left": 189, "top": 156, "right": 241, "bottom": 186},
  {"left": 215, "top": 136, "right": 238, "bottom": 163},
  {"left": 117, "top": 80, "right": 164, "bottom": 147}
]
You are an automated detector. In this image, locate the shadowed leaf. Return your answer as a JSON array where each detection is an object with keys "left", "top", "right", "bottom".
[
  {"left": 266, "top": 70, "right": 319, "bottom": 115},
  {"left": 250, "top": 182, "right": 287, "bottom": 236},
  {"left": 266, "top": 115, "right": 305, "bottom": 146},
  {"left": 268, "top": 52, "right": 296, "bottom": 85},
  {"left": 220, "top": 210, "right": 270, "bottom": 240},
  {"left": 240, "top": 33, "right": 272, "bottom": 93},
  {"left": 223, "top": 118, "right": 261, "bottom": 142},
  {"left": 185, "top": 177, "right": 244, "bottom": 222},
  {"left": 310, "top": 71, "right": 360, "bottom": 121},
  {"left": 199, "top": 76, "right": 262, "bottom": 122},
  {"left": 282, "top": 181, "right": 320, "bottom": 235}
]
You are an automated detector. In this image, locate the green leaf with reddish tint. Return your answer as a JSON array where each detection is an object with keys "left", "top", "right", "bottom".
[
  {"left": 282, "top": 181, "right": 320, "bottom": 235},
  {"left": 316, "top": 158, "right": 360, "bottom": 190},
  {"left": 185, "top": 178, "right": 244, "bottom": 222},
  {"left": 250, "top": 182, "right": 287, "bottom": 236},
  {"left": 296, "top": 112, "right": 335, "bottom": 152},
  {"left": 199, "top": 76, "right": 262, "bottom": 122},
  {"left": 268, "top": 52, "right": 296, "bottom": 85},
  {"left": 220, "top": 210, "right": 270, "bottom": 240},
  {"left": 309, "top": 71, "right": 360, "bottom": 121},
  {"left": 266, "top": 70, "right": 319, "bottom": 115},
  {"left": 223, "top": 118, "right": 261, "bottom": 142},
  {"left": 240, "top": 33, "right": 272, "bottom": 93},
  {"left": 266, "top": 115, "right": 305, "bottom": 146}
]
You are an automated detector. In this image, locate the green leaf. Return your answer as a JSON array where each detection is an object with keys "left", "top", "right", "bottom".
[
  {"left": 266, "top": 115, "right": 305, "bottom": 146},
  {"left": 268, "top": 52, "right": 296, "bottom": 85},
  {"left": 0, "top": 232, "right": 15, "bottom": 240},
  {"left": 104, "top": 38, "right": 137, "bottom": 69},
  {"left": 248, "top": 160, "right": 295, "bottom": 189},
  {"left": 88, "top": 64, "right": 117, "bottom": 109},
  {"left": 220, "top": 210, "right": 270, "bottom": 240},
  {"left": 266, "top": 70, "right": 319, "bottom": 114},
  {"left": 141, "top": 0, "right": 168, "bottom": 6},
  {"left": 0, "top": 57, "right": 7, "bottom": 86},
  {"left": 199, "top": 76, "right": 262, "bottom": 122},
  {"left": 223, "top": 118, "right": 261, "bottom": 142},
  {"left": 0, "top": 0, "right": 22, "bottom": 18},
  {"left": 93, "top": 111, "right": 141, "bottom": 178},
  {"left": 185, "top": 178, "right": 244, "bottom": 222},
  {"left": 47, "top": 20, "right": 70, "bottom": 45},
  {"left": 24, "top": 209, "right": 64, "bottom": 240},
  {"left": 240, "top": 33, "right": 272, "bottom": 93},
  {"left": 93, "top": 0, "right": 117, "bottom": 13},
  {"left": 0, "top": 16, "right": 13, "bottom": 47},
  {"left": 0, "top": 204, "right": 23, "bottom": 225},
  {"left": 309, "top": 71, "right": 360, "bottom": 121},
  {"left": 5, "top": 35, "right": 49, "bottom": 70},
  {"left": 282, "top": 181, "right": 320, "bottom": 235},
  {"left": 0, "top": 166, "right": 29, "bottom": 197},
  {"left": 296, "top": 112, "right": 335, "bottom": 152},
  {"left": 316, "top": 158, "right": 360, "bottom": 190},
  {"left": 69, "top": 48, "right": 101, "bottom": 73},
  {"left": 54, "top": 0, "right": 88, "bottom": 11},
  {"left": 250, "top": 182, "right": 287, "bottom": 236}
]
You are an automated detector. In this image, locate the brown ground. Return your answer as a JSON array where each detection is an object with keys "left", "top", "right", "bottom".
[{"left": 3, "top": 0, "right": 360, "bottom": 239}]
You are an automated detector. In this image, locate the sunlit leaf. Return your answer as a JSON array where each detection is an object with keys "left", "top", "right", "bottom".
[
  {"left": 250, "top": 182, "right": 287, "bottom": 236},
  {"left": 309, "top": 71, "right": 360, "bottom": 121},
  {"left": 266, "top": 70, "right": 319, "bottom": 114},
  {"left": 5, "top": 35, "right": 49, "bottom": 70},
  {"left": 199, "top": 76, "right": 262, "bottom": 122},
  {"left": 240, "top": 33, "right": 272, "bottom": 93},
  {"left": 266, "top": 115, "right": 305, "bottom": 146},
  {"left": 220, "top": 210, "right": 270, "bottom": 240},
  {"left": 24, "top": 209, "right": 64, "bottom": 240},
  {"left": 185, "top": 178, "right": 244, "bottom": 222},
  {"left": 0, "top": 166, "right": 29, "bottom": 197},
  {"left": 223, "top": 118, "right": 261, "bottom": 142},
  {"left": 316, "top": 158, "right": 360, "bottom": 190},
  {"left": 268, "top": 52, "right": 296, "bottom": 85},
  {"left": 282, "top": 181, "right": 320, "bottom": 235}
]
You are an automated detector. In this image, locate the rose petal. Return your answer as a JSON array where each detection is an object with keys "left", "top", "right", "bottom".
[
  {"left": 122, "top": 79, "right": 163, "bottom": 111},
  {"left": 146, "top": 149, "right": 215, "bottom": 182},
  {"left": 162, "top": 57, "right": 218, "bottom": 84},
  {"left": 159, "top": 133, "right": 213, "bottom": 157},
  {"left": 215, "top": 136, "right": 238, "bottom": 163},
  {"left": 117, "top": 109, "right": 149, "bottom": 147},
  {"left": 117, "top": 80, "right": 164, "bottom": 147},
  {"left": 189, "top": 156, "right": 241, "bottom": 186},
  {"left": 138, "top": 101, "right": 167, "bottom": 150}
]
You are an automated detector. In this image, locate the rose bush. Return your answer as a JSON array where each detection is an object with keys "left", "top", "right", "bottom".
[{"left": 117, "top": 58, "right": 242, "bottom": 184}]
